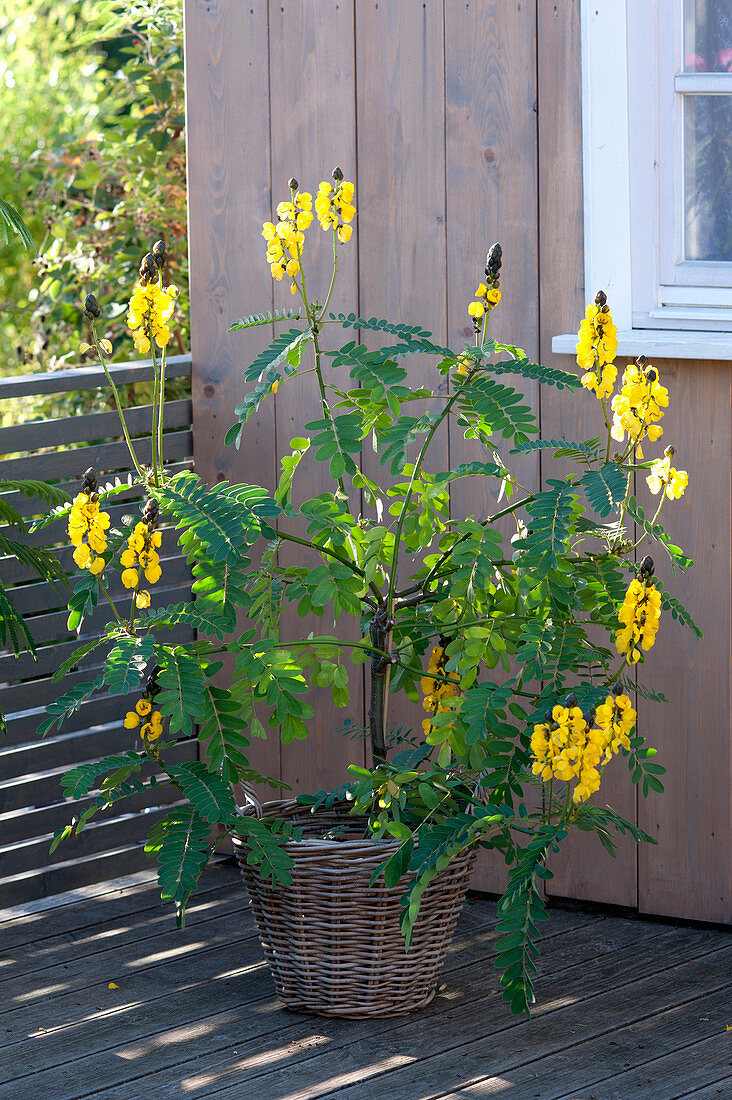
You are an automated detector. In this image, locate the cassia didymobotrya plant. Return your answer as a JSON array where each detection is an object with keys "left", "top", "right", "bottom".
[{"left": 40, "top": 171, "right": 700, "bottom": 1017}]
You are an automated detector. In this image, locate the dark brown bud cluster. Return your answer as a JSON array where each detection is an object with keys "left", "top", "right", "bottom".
[
  {"left": 485, "top": 242, "right": 502, "bottom": 287},
  {"left": 639, "top": 555, "right": 655, "bottom": 580},
  {"left": 152, "top": 240, "right": 167, "bottom": 267},
  {"left": 81, "top": 467, "right": 99, "bottom": 501},
  {"left": 139, "top": 251, "right": 157, "bottom": 286},
  {"left": 332, "top": 166, "right": 344, "bottom": 182},
  {"left": 83, "top": 293, "right": 101, "bottom": 321},
  {"left": 142, "top": 497, "right": 160, "bottom": 529}
]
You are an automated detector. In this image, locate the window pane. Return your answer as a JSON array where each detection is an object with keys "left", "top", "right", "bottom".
[
  {"left": 684, "top": 94, "right": 732, "bottom": 260},
  {"left": 684, "top": 0, "right": 732, "bottom": 72}
]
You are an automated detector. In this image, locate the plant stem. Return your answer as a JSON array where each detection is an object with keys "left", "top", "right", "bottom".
[
  {"left": 149, "top": 338, "right": 161, "bottom": 486},
  {"left": 90, "top": 324, "right": 145, "bottom": 479},
  {"left": 387, "top": 363, "right": 483, "bottom": 609},
  {"left": 98, "top": 577, "right": 125, "bottom": 628},
  {"left": 157, "top": 344, "right": 167, "bottom": 476},
  {"left": 320, "top": 228, "right": 339, "bottom": 319}
]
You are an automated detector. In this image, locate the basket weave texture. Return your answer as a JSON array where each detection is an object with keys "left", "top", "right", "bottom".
[{"left": 232, "top": 797, "right": 476, "bottom": 1018}]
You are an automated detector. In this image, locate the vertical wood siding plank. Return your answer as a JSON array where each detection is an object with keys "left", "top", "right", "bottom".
[
  {"left": 537, "top": 0, "right": 638, "bottom": 908},
  {"left": 637, "top": 361, "right": 731, "bottom": 923},
  {"left": 268, "top": 0, "right": 361, "bottom": 796},
  {"left": 184, "top": 0, "right": 280, "bottom": 790},
  {"left": 444, "top": 0, "right": 539, "bottom": 892},
  {"left": 355, "top": 0, "right": 449, "bottom": 756}
]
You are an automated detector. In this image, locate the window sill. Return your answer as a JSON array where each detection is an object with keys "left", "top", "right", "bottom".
[{"left": 551, "top": 330, "right": 732, "bottom": 361}]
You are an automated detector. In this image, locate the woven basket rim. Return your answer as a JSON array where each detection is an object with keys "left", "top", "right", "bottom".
[{"left": 232, "top": 798, "right": 401, "bottom": 856}]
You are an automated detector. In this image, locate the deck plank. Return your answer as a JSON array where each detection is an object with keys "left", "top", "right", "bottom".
[
  {"left": 46, "top": 918, "right": 693, "bottom": 1099},
  {"left": 3, "top": 906, "right": 587, "bottom": 1097},
  {"left": 439, "top": 989, "right": 730, "bottom": 1098},
  {"left": 0, "top": 863, "right": 728, "bottom": 1100}
]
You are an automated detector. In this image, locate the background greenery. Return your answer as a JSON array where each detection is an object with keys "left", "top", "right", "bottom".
[{"left": 0, "top": 0, "right": 186, "bottom": 412}]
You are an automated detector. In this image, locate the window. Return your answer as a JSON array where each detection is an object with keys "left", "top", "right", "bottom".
[{"left": 553, "top": 0, "right": 732, "bottom": 359}]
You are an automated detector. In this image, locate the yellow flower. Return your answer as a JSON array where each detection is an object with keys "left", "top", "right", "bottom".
[
  {"left": 314, "top": 176, "right": 356, "bottom": 240},
  {"left": 486, "top": 288, "right": 501, "bottom": 305},
  {"left": 467, "top": 301, "right": 485, "bottom": 319},
  {"left": 127, "top": 281, "right": 176, "bottom": 351},
  {"left": 616, "top": 579, "right": 661, "bottom": 663},
  {"left": 610, "top": 361, "right": 668, "bottom": 450},
  {"left": 99, "top": 339, "right": 113, "bottom": 356},
  {"left": 136, "top": 698, "right": 152, "bottom": 716},
  {"left": 576, "top": 293, "right": 617, "bottom": 398},
  {"left": 135, "top": 590, "right": 151, "bottom": 609},
  {"left": 145, "top": 561, "right": 162, "bottom": 584},
  {"left": 68, "top": 486, "right": 111, "bottom": 573},
  {"left": 124, "top": 711, "right": 140, "bottom": 729},
  {"left": 646, "top": 456, "right": 688, "bottom": 499},
  {"left": 121, "top": 568, "right": 139, "bottom": 589}
]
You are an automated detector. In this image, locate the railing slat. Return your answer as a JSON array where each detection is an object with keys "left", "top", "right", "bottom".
[
  {"left": 0, "top": 399, "right": 192, "bottom": 454},
  {"left": 0, "top": 353, "right": 191, "bottom": 400},
  {"left": 0, "top": 429, "right": 192, "bottom": 482}
]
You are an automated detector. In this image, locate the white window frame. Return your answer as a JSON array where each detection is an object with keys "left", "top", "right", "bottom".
[{"left": 552, "top": 0, "right": 732, "bottom": 360}]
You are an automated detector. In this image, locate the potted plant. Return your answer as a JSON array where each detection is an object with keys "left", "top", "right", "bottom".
[{"left": 41, "top": 172, "right": 699, "bottom": 1019}]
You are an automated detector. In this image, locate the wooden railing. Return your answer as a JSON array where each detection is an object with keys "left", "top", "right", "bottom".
[{"left": 0, "top": 355, "right": 194, "bottom": 906}]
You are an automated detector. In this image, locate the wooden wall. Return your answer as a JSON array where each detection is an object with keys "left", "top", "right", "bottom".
[{"left": 185, "top": 0, "right": 730, "bottom": 924}]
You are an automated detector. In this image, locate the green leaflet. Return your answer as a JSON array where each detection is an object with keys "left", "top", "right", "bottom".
[
  {"left": 228, "top": 308, "right": 301, "bottom": 331},
  {"left": 455, "top": 377, "right": 538, "bottom": 441},
  {"left": 486, "top": 356, "right": 581, "bottom": 390},
  {"left": 520, "top": 480, "right": 577, "bottom": 577},
  {"left": 494, "top": 826, "right": 561, "bottom": 1017},
  {"left": 510, "top": 437, "right": 602, "bottom": 462},
  {"left": 61, "top": 751, "right": 146, "bottom": 799},
  {"left": 580, "top": 463, "right": 628, "bottom": 518},
  {"left": 198, "top": 680, "right": 251, "bottom": 781},
  {"left": 627, "top": 497, "right": 694, "bottom": 573},
  {"left": 104, "top": 635, "right": 155, "bottom": 695},
  {"left": 37, "top": 676, "right": 104, "bottom": 738},
  {"left": 156, "top": 646, "right": 207, "bottom": 738},
  {"left": 305, "top": 413, "right": 362, "bottom": 481},
  {"left": 0, "top": 197, "right": 35, "bottom": 251},
  {"left": 145, "top": 807, "right": 212, "bottom": 928},
  {"left": 158, "top": 472, "right": 280, "bottom": 564},
  {"left": 168, "top": 760, "right": 238, "bottom": 824},
  {"left": 328, "top": 311, "right": 433, "bottom": 340},
  {"left": 239, "top": 326, "right": 310, "bottom": 382}
]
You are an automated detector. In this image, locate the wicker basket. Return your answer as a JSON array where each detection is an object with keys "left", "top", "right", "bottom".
[{"left": 231, "top": 791, "right": 476, "bottom": 1017}]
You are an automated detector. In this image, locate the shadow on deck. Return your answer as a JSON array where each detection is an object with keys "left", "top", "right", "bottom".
[{"left": 0, "top": 860, "right": 729, "bottom": 1099}]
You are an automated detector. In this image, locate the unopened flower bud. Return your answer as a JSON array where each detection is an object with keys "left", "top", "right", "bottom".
[
  {"left": 664, "top": 445, "right": 675, "bottom": 458},
  {"left": 639, "top": 555, "right": 654, "bottom": 576},
  {"left": 288, "top": 177, "right": 298, "bottom": 191},
  {"left": 152, "top": 240, "right": 166, "bottom": 256},
  {"left": 636, "top": 354, "right": 647, "bottom": 367},
  {"left": 332, "top": 166, "right": 343, "bottom": 181},
  {"left": 543, "top": 709, "right": 553, "bottom": 723},
  {"left": 83, "top": 293, "right": 101, "bottom": 319},
  {"left": 565, "top": 693, "right": 578, "bottom": 708},
  {"left": 595, "top": 290, "right": 607, "bottom": 309},
  {"left": 645, "top": 367, "right": 658, "bottom": 383}
]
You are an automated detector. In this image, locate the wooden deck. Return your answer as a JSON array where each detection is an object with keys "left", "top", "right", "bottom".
[{"left": 0, "top": 860, "right": 729, "bottom": 1099}]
